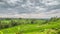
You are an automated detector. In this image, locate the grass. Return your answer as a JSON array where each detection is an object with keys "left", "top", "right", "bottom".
[
  {"left": 0, "top": 18, "right": 60, "bottom": 34},
  {"left": 0, "top": 22, "right": 60, "bottom": 34}
]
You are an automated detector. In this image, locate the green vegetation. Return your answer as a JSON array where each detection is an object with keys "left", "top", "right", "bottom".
[{"left": 0, "top": 17, "right": 60, "bottom": 34}]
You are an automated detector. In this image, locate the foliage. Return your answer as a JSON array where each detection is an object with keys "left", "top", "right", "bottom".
[{"left": 0, "top": 17, "right": 60, "bottom": 34}]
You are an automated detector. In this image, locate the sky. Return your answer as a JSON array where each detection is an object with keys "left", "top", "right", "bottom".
[{"left": 0, "top": 0, "right": 60, "bottom": 18}]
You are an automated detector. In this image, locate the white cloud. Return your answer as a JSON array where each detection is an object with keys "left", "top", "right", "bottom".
[
  {"left": 42, "top": 0, "right": 60, "bottom": 6},
  {"left": 2, "top": 0, "right": 21, "bottom": 6},
  {"left": 7, "top": 8, "right": 12, "bottom": 10},
  {"left": 0, "top": 12, "right": 60, "bottom": 18},
  {"left": 21, "top": 0, "right": 35, "bottom": 8},
  {"left": 46, "top": 9, "right": 60, "bottom": 14},
  {"left": 0, "top": 2, "right": 5, "bottom": 5},
  {"left": 21, "top": 4, "right": 26, "bottom": 7},
  {"left": 35, "top": 6, "right": 47, "bottom": 13},
  {"left": 6, "top": 0, "right": 19, "bottom": 3},
  {"left": 0, "top": 0, "right": 60, "bottom": 18}
]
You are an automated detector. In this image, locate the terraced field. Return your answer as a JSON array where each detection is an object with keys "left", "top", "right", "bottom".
[{"left": 0, "top": 18, "right": 60, "bottom": 34}]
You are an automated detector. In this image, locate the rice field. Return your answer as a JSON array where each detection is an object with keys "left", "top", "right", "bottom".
[{"left": 0, "top": 18, "right": 60, "bottom": 34}]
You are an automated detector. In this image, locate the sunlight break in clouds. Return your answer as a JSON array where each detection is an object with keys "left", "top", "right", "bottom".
[{"left": 0, "top": 0, "right": 60, "bottom": 18}]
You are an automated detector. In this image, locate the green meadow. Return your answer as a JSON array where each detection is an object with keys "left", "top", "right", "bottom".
[{"left": 0, "top": 17, "right": 60, "bottom": 34}]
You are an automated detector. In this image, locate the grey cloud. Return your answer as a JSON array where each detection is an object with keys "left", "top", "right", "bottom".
[{"left": 0, "top": 0, "right": 60, "bottom": 18}]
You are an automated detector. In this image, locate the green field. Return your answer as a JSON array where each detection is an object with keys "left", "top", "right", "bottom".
[{"left": 0, "top": 17, "right": 60, "bottom": 34}]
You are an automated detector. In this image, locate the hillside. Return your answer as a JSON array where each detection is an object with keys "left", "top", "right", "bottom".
[{"left": 0, "top": 18, "right": 60, "bottom": 34}]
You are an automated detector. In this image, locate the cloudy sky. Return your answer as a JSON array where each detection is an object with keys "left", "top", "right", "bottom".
[{"left": 0, "top": 0, "right": 60, "bottom": 18}]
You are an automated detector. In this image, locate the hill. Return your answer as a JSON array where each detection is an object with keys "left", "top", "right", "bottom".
[{"left": 0, "top": 18, "right": 60, "bottom": 34}]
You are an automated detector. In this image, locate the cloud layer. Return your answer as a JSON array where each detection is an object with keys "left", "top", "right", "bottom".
[{"left": 0, "top": 0, "right": 60, "bottom": 18}]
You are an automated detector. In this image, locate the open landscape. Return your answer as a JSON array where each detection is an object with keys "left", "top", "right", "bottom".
[
  {"left": 0, "top": 0, "right": 60, "bottom": 34},
  {"left": 0, "top": 17, "right": 60, "bottom": 34}
]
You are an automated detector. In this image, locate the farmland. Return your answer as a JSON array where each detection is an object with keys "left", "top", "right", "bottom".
[{"left": 0, "top": 17, "right": 60, "bottom": 34}]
